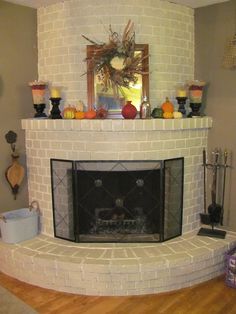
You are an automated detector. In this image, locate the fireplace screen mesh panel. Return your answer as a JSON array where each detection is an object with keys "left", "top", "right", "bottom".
[
  {"left": 51, "top": 160, "right": 75, "bottom": 241},
  {"left": 51, "top": 159, "right": 184, "bottom": 243},
  {"left": 163, "top": 158, "right": 184, "bottom": 241}
]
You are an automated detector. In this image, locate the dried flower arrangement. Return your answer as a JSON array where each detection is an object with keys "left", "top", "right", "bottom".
[{"left": 82, "top": 20, "right": 148, "bottom": 97}]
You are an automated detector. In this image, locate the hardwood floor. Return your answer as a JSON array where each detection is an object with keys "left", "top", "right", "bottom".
[{"left": 0, "top": 272, "right": 236, "bottom": 314}]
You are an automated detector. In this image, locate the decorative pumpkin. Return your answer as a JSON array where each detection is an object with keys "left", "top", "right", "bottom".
[
  {"left": 63, "top": 106, "right": 76, "bottom": 119},
  {"left": 161, "top": 97, "right": 174, "bottom": 113},
  {"left": 173, "top": 111, "right": 183, "bottom": 119},
  {"left": 84, "top": 109, "right": 97, "bottom": 119},
  {"left": 121, "top": 101, "right": 137, "bottom": 119},
  {"left": 151, "top": 107, "right": 163, "bottom": 119},
  {"left": 163, "top": 111, "right": 174, "bottom": 119},
  {"left": 75, "top": 111, "right": 85, "bottom": 119}
]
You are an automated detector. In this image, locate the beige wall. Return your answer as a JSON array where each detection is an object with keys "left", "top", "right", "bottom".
[
  {"left": 195, "top": 0, "right": 236, "bottom": 231},
  {"left": 0, "top": 1, "right": 37, "bottom": 213}
]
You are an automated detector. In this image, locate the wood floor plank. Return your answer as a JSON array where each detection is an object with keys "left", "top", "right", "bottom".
[{"left": 1, "top": 272, "right": 236, "bottom": 314}]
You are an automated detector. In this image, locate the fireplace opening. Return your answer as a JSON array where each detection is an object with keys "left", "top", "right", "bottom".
[{"left": 51, "top": 159, "right": 184, "bottom": 243}]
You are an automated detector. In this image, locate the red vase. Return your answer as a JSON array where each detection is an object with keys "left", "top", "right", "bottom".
[{"left": 121, "top": 101, "right": 137, "bottom": 119}]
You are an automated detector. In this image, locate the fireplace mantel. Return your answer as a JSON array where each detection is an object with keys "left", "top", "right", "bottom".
[{"left": 22, "top": 117, "right": 212, "bottom": 132}]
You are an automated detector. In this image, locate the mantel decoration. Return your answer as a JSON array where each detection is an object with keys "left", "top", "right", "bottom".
[
  {"left": 4, "top": 131, "right": 25, "bottom": 199},
  {"left": 82, "top": 20, "right": 149, "bottom": 97},
  {"left": 49, "top": 87, "right": 62, "bottom": 119},
  {"left": 222, "top": 33, "right": 236, "bottom": 69},
  {"left": 187, "top": 80, "right": 206, "bottom": 117},
  {"left": 176, "top": 86, "right": 188, "bottom": 116},
  {"left": 29, "top": 80, "right": 48, "bottom": 118},
  {"left": 222, "top": 4, "right": 236, "bottom": 70}
]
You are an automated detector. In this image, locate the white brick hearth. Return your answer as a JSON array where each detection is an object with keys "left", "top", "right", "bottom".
[{"left": 0, "top": 231, "right": 235, "bottom": 295}]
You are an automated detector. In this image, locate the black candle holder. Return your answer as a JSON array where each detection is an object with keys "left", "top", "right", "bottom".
[
  {"left": 188, "top": 103, "right": 201, "bottom": 118},
  {"left": 33, "top": 104, "right": 47, "bottom": 118},
  {"left": 176, "top": 97, "right": 187, "bottom": 116},
  {"left": 49, "top": 98, "right": 62, "bottom": 119}
]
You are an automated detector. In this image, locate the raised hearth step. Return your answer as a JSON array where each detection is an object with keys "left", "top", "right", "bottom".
[{"left": 0, "top": 230, "right": 235, "bottom": 296}]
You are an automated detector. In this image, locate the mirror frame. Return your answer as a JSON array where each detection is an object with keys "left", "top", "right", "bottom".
[{"left": 86, "top": 44, "right": 149, "bottom": 114}]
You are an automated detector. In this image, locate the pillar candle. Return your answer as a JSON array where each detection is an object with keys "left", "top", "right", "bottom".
[
  {"left": 177, "top": 89, "right": 187, "bottom": 98},
  {"left": 51, "top": 87, "right": 61, "bottom": 98}
]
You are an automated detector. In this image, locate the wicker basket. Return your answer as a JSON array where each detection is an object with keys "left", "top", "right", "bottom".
[{"left": 225, "top": 246, "right": 236, "bottom": 288}]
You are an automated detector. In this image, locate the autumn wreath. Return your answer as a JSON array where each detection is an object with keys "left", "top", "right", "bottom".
[{"left": 83, "top": 20, "right": 148, "bottom": 96}]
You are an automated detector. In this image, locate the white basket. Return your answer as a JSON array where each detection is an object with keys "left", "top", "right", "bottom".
[{"left": 0, "top": 208, "right": 39, "bottom": 243}]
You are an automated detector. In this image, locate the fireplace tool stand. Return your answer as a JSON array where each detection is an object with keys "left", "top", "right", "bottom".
[{"left": 198, "top": 148, "right": 229, "bottom": 239}]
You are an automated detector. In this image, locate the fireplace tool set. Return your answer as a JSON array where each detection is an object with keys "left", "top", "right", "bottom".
[{"left": 198, "top": 148, "right": 229, "bottom": 238}]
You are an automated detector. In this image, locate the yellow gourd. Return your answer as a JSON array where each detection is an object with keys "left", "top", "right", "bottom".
[{"left": 63, "top": 106, "right": 76, "bottom": 119}]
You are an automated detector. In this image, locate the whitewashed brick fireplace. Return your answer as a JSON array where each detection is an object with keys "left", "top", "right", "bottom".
[
  {"left": 0, "top": 116, "right": 233, "bottom": 296},
  {"left": 33, "top": 0, "right": 196, "bottom": 241},
  {"left": 22, "top": 117, "right": 212, "bottom": 237},
  {"left": 1, "top": 0, "right": 236, "bottom": 297}
]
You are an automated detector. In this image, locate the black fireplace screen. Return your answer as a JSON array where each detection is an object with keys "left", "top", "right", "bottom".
[{"left": 51, "top": 159, "right": 184, "bottom": 243}]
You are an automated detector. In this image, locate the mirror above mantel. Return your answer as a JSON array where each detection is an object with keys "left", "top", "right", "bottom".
[{"left": 86, "top": 44, "right": 149, "bottom": 117}]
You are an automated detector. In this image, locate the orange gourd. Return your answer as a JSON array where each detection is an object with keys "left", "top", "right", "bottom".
[
  {"left": 84, "top": 109, "right": 97, "bottom": 119},
  {"left": 75, "top": 111, "right": 85, "bottom": 119},
  {"left": 161, "top": 97, "right": 174, "bottom": 113}
]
